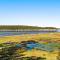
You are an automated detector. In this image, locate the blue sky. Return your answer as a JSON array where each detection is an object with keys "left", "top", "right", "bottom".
[{"left": 0, "top": 0, "right": 60, "bottom": 27}]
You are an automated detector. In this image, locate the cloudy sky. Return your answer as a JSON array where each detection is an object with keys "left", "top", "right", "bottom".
[{"left": 0, "top": 0, "right": 60, "bottom": 27}]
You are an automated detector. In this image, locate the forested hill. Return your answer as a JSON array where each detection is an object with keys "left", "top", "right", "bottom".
[{"left": 0, "top": 25, "right": 57, "bottom": 30}]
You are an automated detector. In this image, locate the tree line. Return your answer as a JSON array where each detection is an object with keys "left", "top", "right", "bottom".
[{"left": 0, "top": 25, "right": 57, "bottom": 30}]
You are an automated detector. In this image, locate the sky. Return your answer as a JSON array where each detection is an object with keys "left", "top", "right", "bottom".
[{"left": 0, "top": 0, "right": 60, "bottom": 27}]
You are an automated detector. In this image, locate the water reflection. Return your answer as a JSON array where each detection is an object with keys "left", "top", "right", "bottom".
[{"left": 0, "top": 31, "right": 57, "bottom": 36}]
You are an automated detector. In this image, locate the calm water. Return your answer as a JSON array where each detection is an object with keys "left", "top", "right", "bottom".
[
  {"left": 0, "top": 28, "right": 60, "bottom": 36},
  {"left": 0, "top": 31, "right": 54, "bottom": 36}
]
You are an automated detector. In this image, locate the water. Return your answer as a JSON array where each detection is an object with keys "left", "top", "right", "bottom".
[
  {"left": 57, "top": 29, "right": 60, "bottom": 32},
  {"left": 15, "top": 42, "right": 55, "bottom": 52},
  {"left": 0, "top": 31, "right": 56, "bottom": 36},
  {"left": 26, "top": 43, "right": 54, "bottom": 51},
  {"left": 35, "top": 43, "right": 54, "bottom": 52}
]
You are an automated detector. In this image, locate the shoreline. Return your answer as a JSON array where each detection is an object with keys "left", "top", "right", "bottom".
[{"left": 0, "top": 33, "right": 60, "bottom": 43}]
